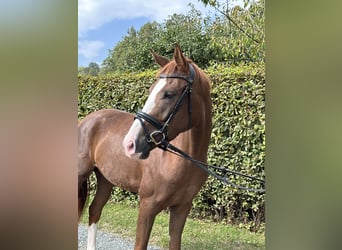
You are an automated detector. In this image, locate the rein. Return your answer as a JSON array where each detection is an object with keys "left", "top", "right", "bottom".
[
  {"left": 135, "top": 63, "right": 265, "bottom": 194},
  {"left": 158, "top": 140, "right": 265, "bottom": 194}
]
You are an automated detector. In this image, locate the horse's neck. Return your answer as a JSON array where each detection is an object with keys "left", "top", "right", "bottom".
[
  {"left": 169, "top": 79, "right": 212, "bottom": 162},
  {"left": 173, "top": 121, "right": 211, "bottom": 162}
]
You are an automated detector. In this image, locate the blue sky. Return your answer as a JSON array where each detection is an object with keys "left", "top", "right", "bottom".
[{"left": 78, "top": 0, "right": 242, "bottom": 67}]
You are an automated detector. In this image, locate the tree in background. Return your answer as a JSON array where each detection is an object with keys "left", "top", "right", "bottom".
[
  {"left": 78, "top": 62, "right": 100, "bottom": 76},
  {"left": 101, "top": 1, "right": 264, "bottom": 73},
  {"left": 201, "top": 0, "right": 264, "bottom": 63},
  {"left": 101, "top": 6, "right": 213, "bottom": 73},
  {"left": 160, "top": 7, "right": 213, "bottom": 67},
  {"left": 101, "top": 22, "right": 162, "bottom": 73}
]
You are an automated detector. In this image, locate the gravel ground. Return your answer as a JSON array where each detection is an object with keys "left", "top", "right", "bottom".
[{"left": 78, "top": 224, "right": 161, "bottom": 250}]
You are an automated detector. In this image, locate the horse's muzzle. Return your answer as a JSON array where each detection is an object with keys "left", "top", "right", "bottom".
[{"left": 123, "top": 136, "right": 152, "bottom": 160}]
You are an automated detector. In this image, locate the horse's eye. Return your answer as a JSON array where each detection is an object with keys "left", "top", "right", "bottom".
[{"left": 164, "top": 91, "right": 175, "bottom": 99}]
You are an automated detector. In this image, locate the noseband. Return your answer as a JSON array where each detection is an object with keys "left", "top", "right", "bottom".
[{"left": 135, "top": 64, "right": 195, "bottom": 147}]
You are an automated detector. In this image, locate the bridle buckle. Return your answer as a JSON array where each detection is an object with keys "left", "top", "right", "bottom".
[{"left": 148, "top": 130, "right": 166, "bottom": 145}]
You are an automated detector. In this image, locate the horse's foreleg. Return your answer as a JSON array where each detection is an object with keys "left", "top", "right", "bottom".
[
  {"left": 134, "top": 198, "right": 161, "bottom": 250},
  {"left": 78, "top": 158, "right": 94, "bottom": 220},
  {"left": 87, "top": 223, "right": 97, "bottom": 250},
  {"left": 87, "top": 169, "right": 113, "bottom": 250},
  {"left": 168, "top": 203, "right": 192, "bottom": 250}
]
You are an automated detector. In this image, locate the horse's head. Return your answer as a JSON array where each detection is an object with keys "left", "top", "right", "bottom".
[{"left": 123, "top": 45, "right": 211, "bottom": 159}]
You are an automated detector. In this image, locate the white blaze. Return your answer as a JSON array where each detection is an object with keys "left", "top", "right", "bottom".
[
  {"left": 142, "top": 78, "right": 167, "bottom": 113},
  {"left": 123, "top": 78, "right": 167, "bottom": 157}
]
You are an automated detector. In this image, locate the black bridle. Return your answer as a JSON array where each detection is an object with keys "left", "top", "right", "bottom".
[
  {"left": 134, "top": 63, "right": 265, "bottom": 193},
  {"left": 135, "top": 63, "right": 195, "bottom": 146}
]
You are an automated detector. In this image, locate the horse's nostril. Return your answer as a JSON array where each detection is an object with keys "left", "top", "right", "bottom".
[{"left": 125, "top": 140, "right": 136, "bottom": 155}]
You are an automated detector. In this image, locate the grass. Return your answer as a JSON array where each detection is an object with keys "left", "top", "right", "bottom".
[{"left": 80, "top": 201, "right": 265, "bottom": 249}]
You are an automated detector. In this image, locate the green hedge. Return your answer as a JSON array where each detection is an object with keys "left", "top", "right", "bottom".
[{"left": 78, "top": 63, "right": 265, "bottom": 231}]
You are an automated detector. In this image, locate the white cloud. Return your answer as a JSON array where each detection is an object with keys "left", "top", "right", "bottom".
[
  {"left": 78, "top": 0, "right": 209, "bottom": 37},
  {"left": 78, "top": 40, "right": 105, "bottom": 59}
]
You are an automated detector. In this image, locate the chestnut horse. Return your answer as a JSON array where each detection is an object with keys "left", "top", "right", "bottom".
[{"left": 78, "top": 45, "right": 212, "bottom": 250}]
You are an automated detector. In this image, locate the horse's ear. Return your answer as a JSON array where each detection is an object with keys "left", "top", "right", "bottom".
[
  {"left": 173, "top": 44, "right": 189, "bottom": 72},
  {"left": 151, "top": 50, "right": 169, "bottom": 67}
]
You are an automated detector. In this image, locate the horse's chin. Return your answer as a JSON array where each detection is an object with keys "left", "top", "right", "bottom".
[
  {"left": 136, "top": 140, "right": 155, "bottom": 160},
  {"left": 125, "top": 147, "right": 151, "bottom": 160},
  {"left": 139, "top": 149, "right": 150, "bottom": 159}
]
